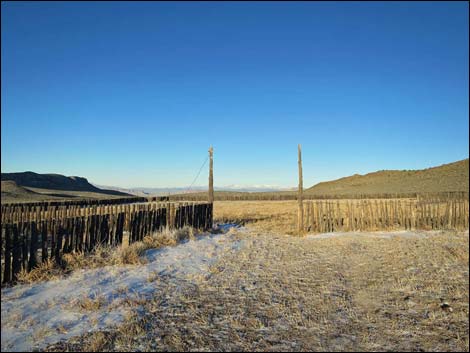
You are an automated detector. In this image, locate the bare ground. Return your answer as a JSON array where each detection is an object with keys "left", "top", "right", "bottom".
[{"left": 43, "top": 228, "right": 469, "bottom": 352}]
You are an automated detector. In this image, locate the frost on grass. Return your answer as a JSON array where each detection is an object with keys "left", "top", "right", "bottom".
[
  {"left": 306, "top": 229, "right": 445, "bottom": 239},
  {"left": 0, "top": 225, "right": 244, "bottom": 352},
  {"left": 45, "top": 228, "right": 469, "bottom": 352}
]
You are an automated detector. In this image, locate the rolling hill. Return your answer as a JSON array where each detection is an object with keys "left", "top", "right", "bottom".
[
  {"left": 306, "top": 159, "right": 469, "bottom": 196},
  {"left": 1, "top": 180, "right": 64, "bottom": 203},
  {"left": 1, "top": 172, "right": 132, "bottom": 203}
]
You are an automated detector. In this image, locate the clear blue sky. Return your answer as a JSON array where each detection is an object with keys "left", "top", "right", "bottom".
[{"left": 1, "top": 1, "right": 468, "bottom": 188}]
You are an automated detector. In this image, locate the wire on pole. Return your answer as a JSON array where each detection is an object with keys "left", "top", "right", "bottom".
[{"left": 185, "top": 155, "right": 209, "bottom": 194}]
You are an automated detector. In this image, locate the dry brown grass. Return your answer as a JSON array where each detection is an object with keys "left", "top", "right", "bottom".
[
  {"left": 16, "top": 227, "right": 196, "bottom": 285},
  {"left": 73, "top": 293, "right": 106, "bottom": 312},
  {"left": 214, "top": 200, "right": 299, "bottom": 234},
  {"left": 45, "top": 227, "right": 469, "bottom": 352},
  {"left": 17, "top": 260, "right": 63, "bottom": 284}
]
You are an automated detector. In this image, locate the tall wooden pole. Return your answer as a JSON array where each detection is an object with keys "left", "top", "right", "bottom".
[
  {"left": 208, "top": 146, "right": 214, "bottom": 228},
  {"left": 298, "top": 144, "right": 304, "bottom": 234},
  {"left": 209, "top": 146, "right": 214, "bottom": 203}
]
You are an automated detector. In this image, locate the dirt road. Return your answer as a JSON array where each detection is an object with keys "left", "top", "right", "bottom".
[{"left": 40, "top": 228, "right": 469, "bottom": 352}]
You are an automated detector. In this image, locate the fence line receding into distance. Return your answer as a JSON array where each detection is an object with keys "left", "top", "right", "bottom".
[{"left": 169, "top": 191, "right": 470, "bottom": 202}]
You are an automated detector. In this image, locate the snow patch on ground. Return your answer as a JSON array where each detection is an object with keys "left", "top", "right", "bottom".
[
  {"left": 306, "top": 229, "right": 445, "bottom": 239},
  {"left": 1, "top": 225, "right": 244, "bottom": 352}
]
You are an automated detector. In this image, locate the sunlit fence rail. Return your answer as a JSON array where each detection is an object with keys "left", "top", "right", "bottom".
[
  {"left": 1, "top": 201, "right": 213, "bottom": 284},
  {"left": 302, "top": 198, "right": 469, "bottom": 233}
]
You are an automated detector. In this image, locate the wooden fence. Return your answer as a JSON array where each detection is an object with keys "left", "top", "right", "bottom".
[
  {"left": 169, "top": 191, "right": 470, "bottom": 202},
  {"left": 1, "top": 201, "right": 213, "bottom": 284},
  {"left": 302, "top": 198, "right": 469, "bottom": 233}
]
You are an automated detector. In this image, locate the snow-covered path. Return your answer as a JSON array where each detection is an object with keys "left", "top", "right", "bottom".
[{"left": 1, "top": 227, "right": 243, "bottom": 352}]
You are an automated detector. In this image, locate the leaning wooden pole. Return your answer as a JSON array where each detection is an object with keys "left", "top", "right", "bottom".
[
  {"left": 298, "top": 144, "right": 304, "bottom": 234},
  {"left": 208, "top": 146, "right": 214, "bottom": 228}
]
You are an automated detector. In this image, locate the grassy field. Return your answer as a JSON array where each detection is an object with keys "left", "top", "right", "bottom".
[
  {"left": 214, "top": 200, "right": 299, "bottom": 234},
  {"left": 2, "top": 201, "right": 468, "bottom": 351}
]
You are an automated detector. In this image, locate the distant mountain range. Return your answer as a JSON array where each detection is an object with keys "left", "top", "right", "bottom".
[{"left": 92, "top": 184, "right": 295, "bottom": 196}]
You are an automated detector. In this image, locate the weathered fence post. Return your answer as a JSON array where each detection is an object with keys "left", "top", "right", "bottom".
[
  {"left": 3, "top": 224, "right": 12, "bottom": 284},
  {"left": 297, "top": 144, "right": 304, "bottom": 234},
  {"left": 208, "top": 145, "right": 214, "bottom": 229},
  {"left": 28, "top": 221, "right": 38, "bottom": 271}
]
